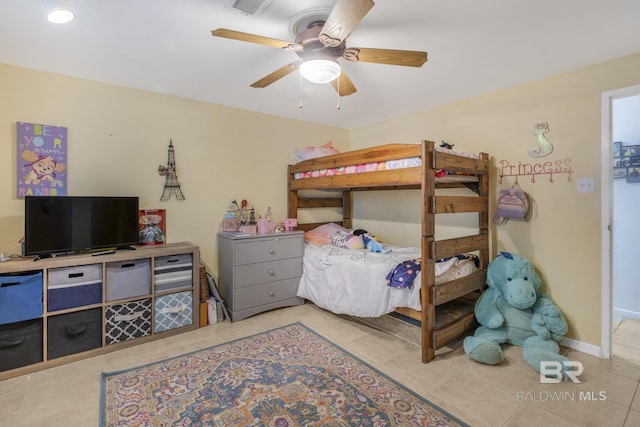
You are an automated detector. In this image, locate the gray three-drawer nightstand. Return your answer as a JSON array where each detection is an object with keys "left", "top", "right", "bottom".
[{"left": 217, "top": 231, "right": 304, "bottom": 321}]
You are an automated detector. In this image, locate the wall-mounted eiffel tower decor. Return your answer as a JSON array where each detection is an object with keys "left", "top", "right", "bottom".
[{"left": 158, "top": 139, "right": 185, "bottom": 201}]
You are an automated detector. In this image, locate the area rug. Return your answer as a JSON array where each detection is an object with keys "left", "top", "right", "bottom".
[{"left": 100, "top": 322, "right": 467, "bottom": 426}]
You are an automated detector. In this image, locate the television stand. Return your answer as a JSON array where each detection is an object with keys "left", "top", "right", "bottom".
[{"left": 0, "top": 242, "right": 200, "bottom": 380}]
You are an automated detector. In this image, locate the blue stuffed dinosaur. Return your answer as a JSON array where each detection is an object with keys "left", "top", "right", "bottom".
[{"left": 463, "top": 252, "right": 571, "bottom": 374}]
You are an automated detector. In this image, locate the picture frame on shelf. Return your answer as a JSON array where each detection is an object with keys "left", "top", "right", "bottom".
[
  {"left": 613, "top": 141, "right": 621, "bottom": 158},
  {"left": 622, "top": 144, "right": 640, "bottom": 157},
  {"left": 626, "top": 167, "right": 640, "bottom": 183},
  {"left": 138, "top": 209, "right": 166, "bottom": 245},
  {"left": 613, "top": 167, "right": 627, "bottom": 179}
]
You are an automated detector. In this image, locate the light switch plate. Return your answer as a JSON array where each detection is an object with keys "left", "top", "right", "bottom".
[{"left": 576, "top": 178, "right": 595, "bottom": 192}]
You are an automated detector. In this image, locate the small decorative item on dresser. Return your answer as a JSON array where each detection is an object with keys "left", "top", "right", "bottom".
[
  {"left": 257, "top": 218, "right": 275, "bottom": 234},
  {"left": 222, "top": 212, "right": 239, "bottom": 232},
  {"left": 239, "top": 225, "right": 257, "bottom": 235},
  {"left": 280, "top": 218, "right": 297, "bottom": 232}
]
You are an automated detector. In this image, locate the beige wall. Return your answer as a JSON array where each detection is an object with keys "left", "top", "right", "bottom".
[
  {"left": 0, "top": 63, "right": 349, "bottom": 273},
  {"left": 350, "top": 53, "right": 640, "bottom": 346},
  {"left": 3, "top": 52, "right": 640, "bottom": 349}
]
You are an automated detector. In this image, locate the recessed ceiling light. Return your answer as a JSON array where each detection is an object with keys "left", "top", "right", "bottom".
[{"left": 47, "top": 9, "right": 75, "bottom": 24}]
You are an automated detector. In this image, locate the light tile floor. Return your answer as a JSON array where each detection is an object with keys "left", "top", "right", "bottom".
[{"left": 1, "top": 303, "right": 639, "bottom": 427}]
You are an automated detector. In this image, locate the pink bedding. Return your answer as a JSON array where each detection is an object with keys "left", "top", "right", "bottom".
[{"left": 293, "top": 146, "right": 479, "bottom": 180}]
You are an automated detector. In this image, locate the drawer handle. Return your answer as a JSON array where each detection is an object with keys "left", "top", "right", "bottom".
[
  {"left": 166, "top": 259, "right": 179, "bottom": 263},
  {"left": 114, "top": 311, "right": 144, "bottom": 322},
  {"left": 65, "top": 326, "right": 87, "bottom": 337},
  {"left": 68, "top": 272, "right": 84, "bottom": 278},
  {"left": 121, "top": 263, "right": 136, "bottom": 269},
  {"left": 268, "top": 270, "right": 275, "bottom": 276},
  {"left": 268, "top": 248, "right": 275, "bottom": 255},
  {"left": 269, "top": 291, "right": 275, "bottom": 297},
  {"left": 0, "top": 336, "right": 27, "bottom": 348},
  {"left": 160, "top": 304, "right": 187, "bottom": 315}
]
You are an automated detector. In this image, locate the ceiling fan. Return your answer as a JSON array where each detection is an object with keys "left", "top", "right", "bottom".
[{"left": 212, "top": 0, "right": 428, "bottom": 96}]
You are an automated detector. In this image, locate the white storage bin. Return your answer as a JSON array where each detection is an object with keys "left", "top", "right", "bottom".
[{"left": 106, "top": 259, "right": 151, "bottom": 301}]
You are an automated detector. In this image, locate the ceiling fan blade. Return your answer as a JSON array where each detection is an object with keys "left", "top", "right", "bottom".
[
  {"left": 331, "top": 71, "right": 357, "bottom": 96},
  {"left": 319, "top": 0, "right": 374, "bottom": 47},
  {"left": 250, "top": 62, "right": 300, "bottom": 88},
  {"left": 343, "top": 47, "right": 428, "bottom": 67},
  {"left": 212, "top": 28, "right": 302, "bottom": 51}
]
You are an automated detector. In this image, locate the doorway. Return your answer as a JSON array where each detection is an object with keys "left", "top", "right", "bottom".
[{"left": 601, "top": 83, "right": 640, "bottom": 359}]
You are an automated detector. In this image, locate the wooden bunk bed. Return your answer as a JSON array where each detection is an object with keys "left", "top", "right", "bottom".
[{"left": 287, "top": 140, "right": 490, "bottom": 363}]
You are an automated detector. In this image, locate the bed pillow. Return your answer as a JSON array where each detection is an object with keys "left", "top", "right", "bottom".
[
  {"left": 303, "top": 222, "right": 347, "bottom": 246},
  {"left": 294, "top": 141, "right": 340, "bottom": 163}
]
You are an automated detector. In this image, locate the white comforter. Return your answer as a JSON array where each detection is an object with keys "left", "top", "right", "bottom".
[
  {"left": 297, "top": 244, "right": 478, "bottom": 318},
  {"left": 297, "top": 243, "right": 424, "bottom": 317}
]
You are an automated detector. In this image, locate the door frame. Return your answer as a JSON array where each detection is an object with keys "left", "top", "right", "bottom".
[{"left": 600, "top": 83, "right": 640, "bottom": 358}]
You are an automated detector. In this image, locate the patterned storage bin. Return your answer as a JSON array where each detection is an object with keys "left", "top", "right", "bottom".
[
  {"left": 154, "top": 291, "right": 193, "bottom": 333},
  {"left": 47, "top": 308, "right": 102, "bottom": 360},
  {"left": 0, "top": 271, "right": 43, "bottom": 325},
  {"left": 106, "top": 259, "right": 151, "bottom": 301},
  {"left": 47, "top": 264, "right": 102, "bottom": 312},
  {"left": 154, "top": 253, "right": 193, "bottom": 292},
  {"left": 105, "top": 298, "right": 152, "bottom": 345},
  {"left": 0, "top": 318, "right": 43, "bottom": 372}
]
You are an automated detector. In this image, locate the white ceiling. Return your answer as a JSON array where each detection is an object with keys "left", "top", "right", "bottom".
[{"left": 1, "top": 0, "right": 640, "bottom": 129}]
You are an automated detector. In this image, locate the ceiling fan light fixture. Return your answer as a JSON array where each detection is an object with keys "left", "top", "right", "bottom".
[{"left": 299, "top": 59, "right": 341, "bottom": 84}]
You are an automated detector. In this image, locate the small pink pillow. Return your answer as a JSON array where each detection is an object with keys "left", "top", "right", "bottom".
[
  {"left": 294, "top": 141, "right": 340, "bottom": 163},
  {"left": 303, "top": 223, "right": 347, "bottom": 246}
]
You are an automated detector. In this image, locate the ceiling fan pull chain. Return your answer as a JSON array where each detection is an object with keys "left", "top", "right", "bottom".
[
  {"left": 336, "top": 75, "right": 341, "bottom": 110},
  {"left": 298, "top": 69, "right": 303, "bottom": 109}
]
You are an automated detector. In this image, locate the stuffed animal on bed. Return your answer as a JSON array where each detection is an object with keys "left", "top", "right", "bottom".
[
  {"left": 463, "top": 252, "right": 572, "bottom": 375},
  {"left": 328, "top": 228, "right": 389, "bottom": 253},
  {"left": 352, "top": 229, "right": 388, "bottom": 253}
]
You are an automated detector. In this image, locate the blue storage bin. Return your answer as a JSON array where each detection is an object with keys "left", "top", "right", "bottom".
[
  {"left": 0, "top": 271, "right": 43, "bottom": 325},
  {"left": 154, "top": 291, "right": 193, "bottom": 333},
  {"left": 48, "top": 264, "right": 103, "bottom": 312}
]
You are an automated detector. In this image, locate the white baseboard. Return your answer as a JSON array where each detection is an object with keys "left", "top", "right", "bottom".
[
  {"left": 560, "top": 336, "right": 603, "bottom": 358},
  {"left": 613, "top": 307, "right": 640, "bottom": 320}
]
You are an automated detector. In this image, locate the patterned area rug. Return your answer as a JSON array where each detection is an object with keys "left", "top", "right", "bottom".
[{"left": 100, "top": 322, "right": 467, "bottom": 426}]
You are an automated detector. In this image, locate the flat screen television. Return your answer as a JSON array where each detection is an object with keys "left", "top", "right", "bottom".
[{"left": 24, "top": 196, "right": 139, "bottom": 257}]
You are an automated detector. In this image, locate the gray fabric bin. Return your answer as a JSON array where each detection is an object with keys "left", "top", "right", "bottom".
[
  {"left": 0, "top": 318, "right": 43, "bottom": 372},
  {"left": 47, "top": 308, "right": 102, "bottom": 359},
  {"left": 106, "top": 258, "right": 151, "bottom": 301}
]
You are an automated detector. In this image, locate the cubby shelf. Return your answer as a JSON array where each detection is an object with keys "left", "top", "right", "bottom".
[{"left": 0, "top": 242, "right": 200, "bottom": 380}]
